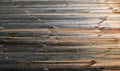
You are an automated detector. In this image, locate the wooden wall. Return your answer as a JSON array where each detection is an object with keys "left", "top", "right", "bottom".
[{"left": 0, "top": 0, "right": 120, "bottom": 71}]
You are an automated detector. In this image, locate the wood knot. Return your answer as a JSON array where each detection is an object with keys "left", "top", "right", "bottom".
[{"left": 89, "top": 60, "right": 96, "bottom": 66}]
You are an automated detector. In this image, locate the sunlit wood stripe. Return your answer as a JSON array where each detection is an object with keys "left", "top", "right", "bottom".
[
  {"left": 1, "top": 28, "right": 120, "bottom": 33},
  {"left": 92, "top": 60, "right": 120, "bottom": 67}
]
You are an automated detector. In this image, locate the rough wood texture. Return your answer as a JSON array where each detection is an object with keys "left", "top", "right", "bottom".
[{"left": 0, "top": 0, "right": 120, "bottom": 71}]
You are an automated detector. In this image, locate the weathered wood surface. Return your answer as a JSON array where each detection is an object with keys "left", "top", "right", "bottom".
[{"left": 0, "top": 0, "right": 120, "bottom": 71}]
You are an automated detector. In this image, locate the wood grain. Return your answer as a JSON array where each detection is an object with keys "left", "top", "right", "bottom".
[{"left": 0, "top": 0, "right": 120, "bottom": 70}]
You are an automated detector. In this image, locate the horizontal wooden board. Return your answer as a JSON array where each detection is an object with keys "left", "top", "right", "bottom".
[{"left": 0, "top": 0, "right": 120, "bottom": 70}]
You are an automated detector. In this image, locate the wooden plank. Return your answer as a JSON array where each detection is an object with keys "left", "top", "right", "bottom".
[
  {"left": 1, "top": 28, "right": 120, "bottom": 34},
  {"left": 0, "top": 23, "right": 99, "bottom": 28},
  {"left": 0, "top": 4, "right": 109, "bottom": 8},
  {"left": 0, "top": 44, "right": 120, "bottom": 53},
  {"left": 0, "top": 53, "right": 106, "bottom": 61},
  {"left": 1, "top": 13, "right": 120, "bottom": 17},
  {"left": 0, "top": 36, "right": 118, "bottom": 44},
  {"left": 1, "top": 28, "right": 120, "bottom": 38},
  {"left": 0, "top": 6, "right": 111, "bottom": 10},
  {"left": 0, "top": 10, "right": 112, "bottom": 14},
  {"left": 0, "top": 1, "right": 119, "bottom": 5},
  {"left": 0, "top": 1, "right": 112, "bottom": 5},
  {"left": 1, "top": 59, "right": 120, "bottom": 70}
]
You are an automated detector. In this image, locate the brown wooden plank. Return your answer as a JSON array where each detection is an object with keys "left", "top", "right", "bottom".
[
  {"left": 0, "top": 36, "right": 118, "bottom": 44},
  {"left": 1, "top": 28, "right": 120, "bottom": 33}
]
